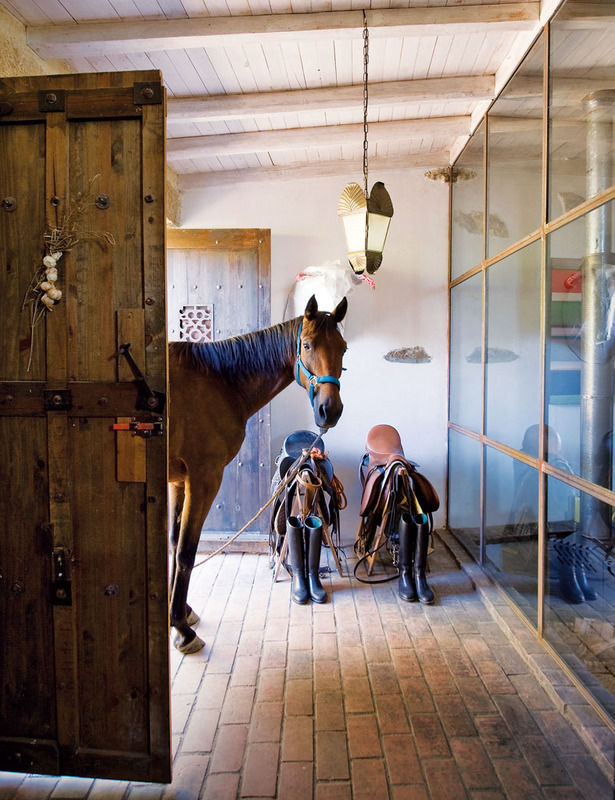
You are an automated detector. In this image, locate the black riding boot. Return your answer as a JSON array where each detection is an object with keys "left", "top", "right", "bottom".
[
  {"left": 576, "top": 567, "right": 597, "bottom": 601},
  {"left": 287, "top": 516, "right": 309, "bottom": 604},
  {"left": 398, "top": 512, "right": 417, "bottom": 602},
  {"left": 414, "top": 515, "right": 434, "bottom": 605},
  {"left": 558, "top": 563, "right": 585, "bottom": 603},
  {"left": 305, "top": 516, "right": 327, "bottom": 604}
]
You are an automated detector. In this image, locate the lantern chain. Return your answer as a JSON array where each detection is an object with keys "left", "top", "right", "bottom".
[{"left": 362, "top": 10, "right": 369, "bottom": 199}]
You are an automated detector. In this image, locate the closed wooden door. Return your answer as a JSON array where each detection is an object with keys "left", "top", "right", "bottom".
[
  {"left": 0, "top": 71, "right": 170, "bottom": 782},
  {"left": 167, "top": 229, "right": 271, "bottom": 544}
]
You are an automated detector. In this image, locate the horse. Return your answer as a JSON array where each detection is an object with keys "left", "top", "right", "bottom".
[{"left": 168, "top": 295, "right": 348, "bottom": 653}]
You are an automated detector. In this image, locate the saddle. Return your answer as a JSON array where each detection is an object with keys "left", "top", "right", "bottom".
[
  {"left": 270, "top": 430, "right": 345, "bottom": 578},
  {"left": 355, "top": 424, "right": 439, "bottom": 563}
]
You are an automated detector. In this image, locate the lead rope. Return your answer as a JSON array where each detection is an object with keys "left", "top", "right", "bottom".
[{"left": 191, "top": 433, "right": 324, "bottom": 569}]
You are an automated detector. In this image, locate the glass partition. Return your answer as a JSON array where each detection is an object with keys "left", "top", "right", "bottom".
[
  {"left": 545, "top": 476, "right": 615, "bottom": 719},
  {"left": 448, "top": 430, "right": 482, "bottom": 561},
  {"left": 450, "top": 273, "right": 483, "bottom": 433},
  {"left": 451, "top": 122, "right": 485, "bottom": 280},
  {"left": 487, "top": 35, "right": 544, "bottom": 259},
  {"left": 546, "top": 201, "right": 615, "bottom": 497},
  {"left": 484, "top": 446, "right": 539, "bottom": 627},
  {"left": 449, "top": 0, "right": 615, "bottom": 723},
  {"left": 485, "top": 242, "right": 542, "bottom": 450},
  {"left": 548, "top": 6, "right": 615, "bottom": 220}
]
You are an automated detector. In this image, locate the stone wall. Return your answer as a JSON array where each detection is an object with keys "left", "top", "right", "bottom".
[{"left": 0, "top": 5, "right": 70, "bottom": 77}]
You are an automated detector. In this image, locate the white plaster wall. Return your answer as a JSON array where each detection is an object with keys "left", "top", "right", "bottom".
[{"left": 180, "top": 168, "right": 449, "bottom": 543}]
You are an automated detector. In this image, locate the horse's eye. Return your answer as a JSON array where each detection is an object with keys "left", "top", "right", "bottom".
[{"left": 303, "top": 341, "right": 311, "bottom": 351}]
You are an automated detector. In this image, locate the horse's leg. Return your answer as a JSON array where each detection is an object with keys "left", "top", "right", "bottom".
[
  {"left": 168, "top": 480, "right": 183, "bottom": 608},
  {"left": 170, "top": 470, "right": 222, "bottom": 654},
  {"left": 169, "top": 482, "right": 200, "bottom": 628}
]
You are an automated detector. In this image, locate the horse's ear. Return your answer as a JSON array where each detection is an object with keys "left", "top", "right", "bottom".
[
  {"left": 304, "top": 294, "right": 318, "bottom": 320},
  {"left": 331, "top": 296, "right": 348, "bottom": 324}
]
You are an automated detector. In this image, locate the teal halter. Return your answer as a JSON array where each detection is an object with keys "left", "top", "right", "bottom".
[{"left": 295, "top": 320, "right": 341, "bottom": 407}]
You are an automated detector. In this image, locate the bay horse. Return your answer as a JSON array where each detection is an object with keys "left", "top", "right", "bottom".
[{"left": 168, "top": 295, "right": 348, "bottom": 653}]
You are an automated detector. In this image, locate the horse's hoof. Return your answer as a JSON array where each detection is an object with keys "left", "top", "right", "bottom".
[
  {"left": 174, "top": 632, "right": 205, "bottom": 654},
  {"left": 186, "top": 609, "right": 200, "bottom": 627}
]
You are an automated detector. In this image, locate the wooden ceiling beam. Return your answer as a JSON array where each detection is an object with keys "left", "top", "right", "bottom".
[
  {"left": 167, "top": 116, "right": 471, "bottom": 160},
  {"left": 167, "top": 76, "right": 495, "bottom": 123},
  {"left": 27, "top": 4, "right": 539, "bottom": 58},
  {"left": 178, "top": 151, "right": 452, "bottom": 189}
]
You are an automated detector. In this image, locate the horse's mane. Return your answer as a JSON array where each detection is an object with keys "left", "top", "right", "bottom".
[{"left": 169, "top": 317, "right": 300, "bottom": 383}]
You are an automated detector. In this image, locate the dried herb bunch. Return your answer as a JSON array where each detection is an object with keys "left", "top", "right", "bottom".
[{"left": 22, "top": 175, "right": 115, "bottom": 370}]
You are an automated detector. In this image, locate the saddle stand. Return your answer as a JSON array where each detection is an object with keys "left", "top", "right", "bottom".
[
  {"left": 356, "top": 425, "right": 439, "bottom": 576},
  {"left": 270, "top": 430, "right": 345, "bottom": 581}
]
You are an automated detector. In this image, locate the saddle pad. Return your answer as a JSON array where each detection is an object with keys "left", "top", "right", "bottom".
[
  {"left": 359, "top": 455, "right": 439, "bottom": 516},
  {"left": 411, "top": 469, "right": 440, "bottom": 513}
]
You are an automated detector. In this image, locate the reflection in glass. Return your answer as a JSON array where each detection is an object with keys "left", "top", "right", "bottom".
[
  {"left": 546, "top": 202, "right": 615, "bottom": 538},
  {"left": 545, "top": 476, "right": 615, "bottom": 719},
  {"left": 484, "top": 446, "right": 538, "bottom": 627},
  {"left": 548, "top": 5, "right": 615, "bottom": 220},
  {"left": 451, "top": 123, "right": 485, "bottom": 280},
  {"left": 448, "top": 430, "right": 481, "bottom": 561},
  {"left": 487, "top": 35, "right": 544, "bottom": 258},
  {"left": 450, "top": 274, "right": 482, "bottom": 433},
  {"left": 485, "top": 242, "right": 541, "bottom": 449},
  {"left": 448, "top": 0, "right": 615, "bottom": 726}
]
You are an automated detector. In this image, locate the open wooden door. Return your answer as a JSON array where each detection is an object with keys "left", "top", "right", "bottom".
[{"left": 0, "top": 71, "right": 170, "bottom": 782}]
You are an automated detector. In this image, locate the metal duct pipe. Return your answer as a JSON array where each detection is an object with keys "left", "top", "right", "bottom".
[{"left": 580, "top": 90, "right": 615, "bottom": 541}]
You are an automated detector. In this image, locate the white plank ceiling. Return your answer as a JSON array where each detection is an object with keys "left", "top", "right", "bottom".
[{"left": 1, "top": 0, "right": 609, "bottom": 188}]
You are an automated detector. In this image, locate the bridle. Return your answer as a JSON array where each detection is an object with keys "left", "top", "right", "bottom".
[{"left": 295, "top": 319, "right": 341, "bottom": 407}]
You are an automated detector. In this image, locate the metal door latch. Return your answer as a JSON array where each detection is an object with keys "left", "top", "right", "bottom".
[
  {"left": 51, "top": 548, "right": 72, "bottom": 606},
  {"left": 117, "top": 343, "right": 166, "bottom": 413},
  {"left": 112, "top": 418, "right": 163, "bottom": 437}
]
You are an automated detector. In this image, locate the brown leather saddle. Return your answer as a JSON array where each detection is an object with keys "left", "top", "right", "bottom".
[
  {"left": 269, "top": 430, "right": 344, "bottom": 579},
  {"left": 355, "top": 424, "right": 439, "bottom": 568}
]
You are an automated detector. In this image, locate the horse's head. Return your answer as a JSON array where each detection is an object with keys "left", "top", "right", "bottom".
[{"left": 295, "top": 295, "right": 348, "bottom": 430}]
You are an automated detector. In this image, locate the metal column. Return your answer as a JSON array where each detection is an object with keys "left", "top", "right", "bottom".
[{"left": 580, "top": 90, "right": 615, "bottom": 541}]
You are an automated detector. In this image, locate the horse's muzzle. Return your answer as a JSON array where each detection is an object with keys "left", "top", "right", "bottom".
[{"left": 313, "top": 387, "right": 343, "bottom": 429}]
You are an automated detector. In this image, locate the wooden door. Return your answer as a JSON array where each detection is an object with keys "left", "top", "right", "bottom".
[
  {"left": 167, "top": 229, "right": 271, "bottom": 545},
  {"left": 0, "top": 71, "right": 170, "bottom": 782}
]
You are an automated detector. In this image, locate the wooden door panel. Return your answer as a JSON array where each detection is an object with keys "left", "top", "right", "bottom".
[
  {"left": 167, "top": 229, "right": 271, "bottom": 540},
  {"left": 0, "top": 121, "right": 46, "bottom": 380},
  {"left": 67, "top": 119, "right": 144, "bottom": 382},
  {"left": 71, "top": 419, "right": 149, "bottom": 754},
  {"left": 0, "top": 71, "right": 170, "bottom": 783},
  {"left": 0, "top": 417, "right": 55, "bottom": 740}
]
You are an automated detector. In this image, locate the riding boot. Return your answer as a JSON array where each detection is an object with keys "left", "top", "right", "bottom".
[
  {"left": 414, "top": 515, "right": 434, "bottom": 605},
  {"left": 556, "top": 541, "right": 585, "bottom": 604},
  {"left": 398, "top": 512, "right": 417, "bottom": 602},
  {"left": 305, "top": 516, "right": 327, "bottom": 604},
  {"left": 576, "top": 568, "right": 597, "bottom": 601},
  {"left": 287, "top": 516, "right": 309, "bottom": 605},
  {"left": 558, "top": 564, "right": 585, "bottom": 603}
]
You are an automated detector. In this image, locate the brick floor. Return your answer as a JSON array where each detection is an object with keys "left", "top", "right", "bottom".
[{"left": 0, "top": 531, "right": 614, "bottom": 799}]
